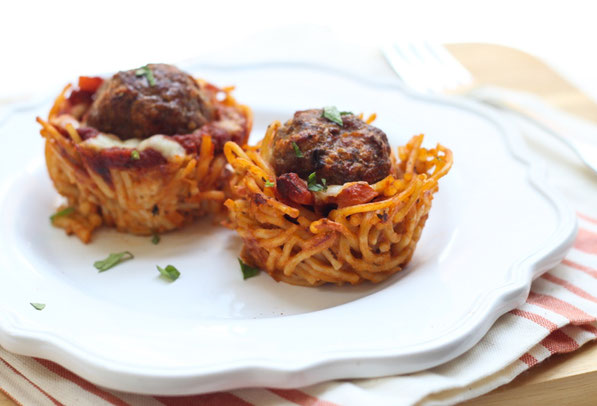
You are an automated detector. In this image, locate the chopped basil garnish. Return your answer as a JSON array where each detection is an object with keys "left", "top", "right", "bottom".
[
  {"left": 50, "top": 207, "right": 74, "bottom": 222},
  {"left": 30, "top": 303, "right": 45, "bottom": 311},
  {"left": 135, "top": 65, "right": 156, "bottom": 86},
  {"left": 157, "top": 264, "right": 180, "bottom": 282},
  {"left": 340, "top": 111, "right": 353, "bottom": 116},
  {"left": 238, "top": 258, "right": 260, "bottom": 280},
  {"left": 151, "top": 233, "right": 160, "bottom": 245},
  {"left": 131, "top": 150, "right": 140, "bottom": 160},
  {"left": 94, "top": 251, "right": 134, "bottom": 272},
  {"left": 264, "top": 180, "right": 275, "bottom": 187},
  {"left": 307, "top": 172, "right": 328, "bottom": 192},
  {"left": 292, "top": 142, "right": 303, "bottom": 158},
  {"left": 322, "top": 106, "right": 343, "bottom": 126}
]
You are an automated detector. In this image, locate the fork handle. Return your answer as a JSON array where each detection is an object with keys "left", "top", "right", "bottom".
[{"left": 472, "top": 95, "right": 597, "bottom": 175}]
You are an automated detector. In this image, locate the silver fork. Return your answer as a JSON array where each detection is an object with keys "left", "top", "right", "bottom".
[{"left": 382, "top": 41, "right": 597, "bottom": 176}]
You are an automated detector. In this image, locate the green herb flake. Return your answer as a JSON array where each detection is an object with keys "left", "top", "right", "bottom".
[
  {"left": 157, "top": 264, "right": 180, "bottom": 282},
  {"left": 151, "top": 233, "right": 160, "bottom": 245},
  {"left": 30, "top": 303, "right": 45, "bottom": 311},
  {"left": 131, "top": 150, "right": 140, "bottom": 160},
  {"left": 94, "top": 251, "right": 134, "bottom": 272},
  {"left": 135, "top": 65, "right": 156, "bottom": 86},
  {"left": 50, "top": 207, "right": 74, "bottom": 222},
  {"left": 292, "top": 142, "right": 303, "bottom": 158},
  {"left": 322, "top": 106, "right": 343, "bottom": 126},
  {"left": 264, "top": 180, "right": 275, "bottom": 187},
  {"left": 339, "top": 111, "right": 353, "bottom": 116},
  {"left": 238, "top": 258, "right": 260, "bottom": 280},
  {"left": 307, "top": 172, "right": 328, "bottom": 192}
]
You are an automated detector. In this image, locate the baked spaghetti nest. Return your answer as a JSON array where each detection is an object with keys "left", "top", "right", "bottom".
[
  {"left": 38, "top": 64, "right": 252, "bottom": 243},
  {"left": 224, "top": 108, "right": 452, "bottom": 286}
]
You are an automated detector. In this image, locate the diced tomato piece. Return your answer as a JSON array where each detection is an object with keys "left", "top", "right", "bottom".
[
  {"left": 78, "top": 76, "right": 103, "bottom": 93},
  {"left": 276, "top": 173, "right": 314, "bottom": 205},
  {"left": 336, "top": 183, "right": 378, "bottom": 208},
  {"left": 68, "top": 89, "right": 93, "bottom": 105}
]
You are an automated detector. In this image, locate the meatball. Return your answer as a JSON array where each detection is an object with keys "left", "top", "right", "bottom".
[
  {"left": 84, "top": 64, "right": 213, "bottom": 139},
  {"left": 270, "top": 109, "right": 392, "bottom": 185}
]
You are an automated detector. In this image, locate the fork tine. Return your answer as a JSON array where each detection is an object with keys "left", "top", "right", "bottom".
[
  {"left": 409, "top": 41, "right": 457, "bottom": 92},
  {"left": 423, "top": 41, "right": 474, "bottom": 88},
  {"left": 408, "top": 41, "right": 457, "bottom": 93},
  {"left": 382, "top": 43, "right": 433, "bottom": 94},
  {"left": 383, "top": 41, "right": 475, "bottom": 93}
]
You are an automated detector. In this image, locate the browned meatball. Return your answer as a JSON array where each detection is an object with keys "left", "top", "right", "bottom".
[
  {"left": 270, "top": 109, "right": 392, "bottom": 184},
  {"left": 84, "top": 64, "right": 213, "bottom": 139}
]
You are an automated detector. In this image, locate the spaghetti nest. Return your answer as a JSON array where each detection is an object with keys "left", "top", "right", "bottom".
[
  {"left": 39, "top": 80, "right": 252, "bottom": 243},
  {"left": 224, "top": 122, "right": 452, "bottom": 286}
]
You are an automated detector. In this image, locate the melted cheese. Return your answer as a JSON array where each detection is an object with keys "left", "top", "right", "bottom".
[
  {"left": 84, "top": 134, "right": 139, "bottom": 149},
  {"left": 215, "top": 119, "right": 241, "bottom": 133},
  {"left": 313, "top": 184, "right": 345, "bottom": 199},
  {"left": 139, "top": 135, "right": 185, "bottom": 158},
  {"left": 83, "top": 134, "right": 185, "bottom": 159},
  {"left": 312, "top": 182, "right": 371, "bottom": 204}
]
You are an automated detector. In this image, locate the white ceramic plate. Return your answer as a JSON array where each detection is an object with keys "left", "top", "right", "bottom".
[{"left": 0, "top": 63, "right": 577, "bottom": 395}]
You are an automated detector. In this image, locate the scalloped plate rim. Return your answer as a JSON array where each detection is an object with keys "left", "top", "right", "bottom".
[{"left": 0, "top": 61, "right": 577, "bottom": 395}]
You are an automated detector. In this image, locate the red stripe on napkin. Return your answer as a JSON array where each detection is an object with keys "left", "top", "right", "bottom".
[
  {"left": 526, "top": 292, "right": 595, "bottom": 324},
  {"left": 519, "top": 353, "right": 538, "bottom": 367},
  {"left": 0, "top": 357, "right": 62, "bottom": 406},
  {"left": 510, "top": 309, "right": 558, "bottom": 331},
  {"left": 34, "top": 359, "right": 129, "bottom": 406},
  {"left": 574, "top": 228, "right": 597, "bottom": 254},
  {"left": 541, "top": 330, "right": 579, "bottom": 354},
  {"left": 155, "top": 393, "right": 253, "bottom": 406},
  {"left": 541, "top": 273, "right": 597, "bottom": 303},
  {"left": 562, "top": 259, "right": 597, "bottom": 278},
  {"left": 268, "top": 389, "right": 339, "bottom": 406},
  {"left": 578, "top": 212, "right": 597, "bottom": 224}
]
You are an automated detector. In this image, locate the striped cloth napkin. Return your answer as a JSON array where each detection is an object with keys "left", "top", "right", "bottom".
[{"left": 2, "top": 88, "right": 597, "bottom": 406}]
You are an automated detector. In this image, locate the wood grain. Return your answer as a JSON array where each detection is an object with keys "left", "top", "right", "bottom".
[
  {"left": 0, "top": 43, "right": 595, "bottom": 406},
  {"left": 447, "top": 43, "right": 597, "bottom": 123},
  {"left": 0, "top": 391, "right": 17, "bottom": 406}
]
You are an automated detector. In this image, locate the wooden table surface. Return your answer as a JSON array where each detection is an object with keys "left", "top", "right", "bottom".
[{"left": 1, "top": 43, "right": 596, "bottom": 406}]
